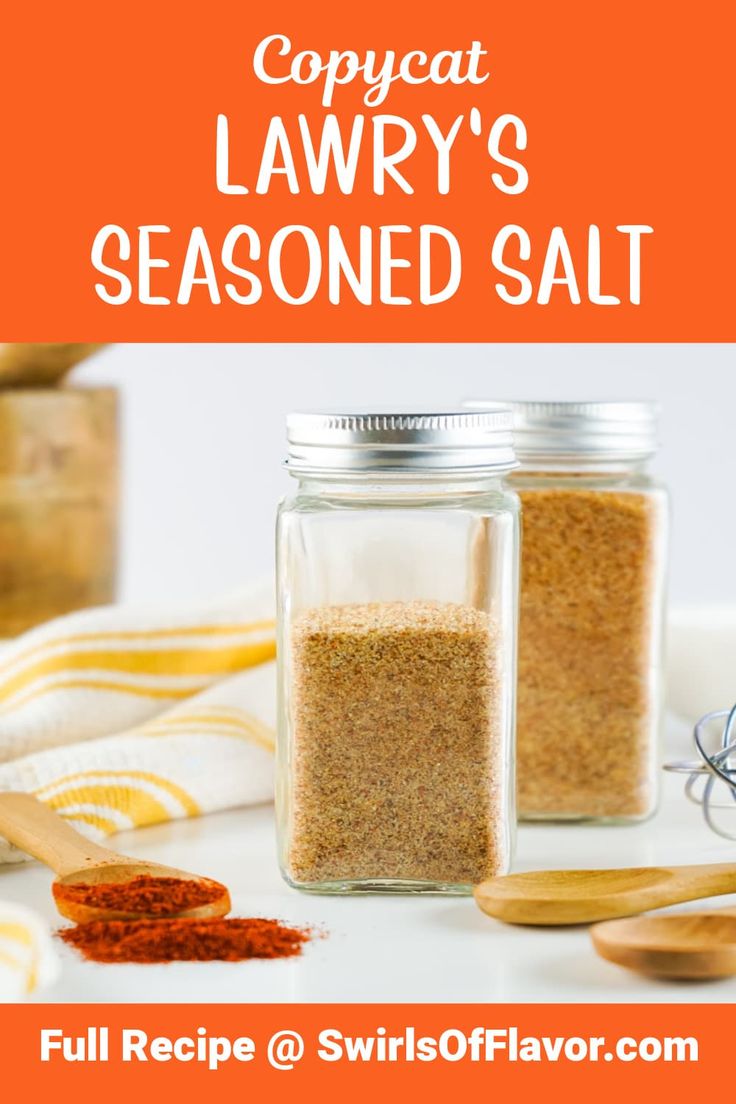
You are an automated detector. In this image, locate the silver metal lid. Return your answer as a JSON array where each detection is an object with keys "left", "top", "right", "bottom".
[
  {"left": 286, "top": 408, "right": 517, "bottom": 475},
  {"left": 465, "top": 400, "right": 660, "bottom": 464}
]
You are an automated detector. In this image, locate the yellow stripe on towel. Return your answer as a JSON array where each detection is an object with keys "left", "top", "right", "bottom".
[
  {"left": 0, "top": 640, "right": 277, "bottom": 704},
  {"left": 0, "top": 925, "right": 37, "bottom": 994},
  {"left": 142, "top": 711, "right": 276, "bottom": 751},
  {"left": 0, "top": 950, "right": 37, "bottom": 994},
  {"left": 35, "top": 770, "right": 200, "bottom": 821},
  {"left": 0, "top": 922, "right": 34, "bottom": 947},
  {"left": 64, "top": 812, "right": 125, "bottom": 836},
  {"left": 0, "top": 620, "right": 277, "bottom": 676},
  {"left": 45, "top": 786, "right": 174, "bottom": 828},
  {"left": 0, "top": 678, "right": 195, "bottom": 716},
  {"left": 0, "top": 949, "right": 23, "bottom": 973}
]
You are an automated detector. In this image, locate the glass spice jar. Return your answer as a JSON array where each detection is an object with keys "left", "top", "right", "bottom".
[
  {"left": 469, "top": 399, "right": 669, "bottom": 823},
  {"left": 276, "top": 410, "right": 520, "bottom": 894}
]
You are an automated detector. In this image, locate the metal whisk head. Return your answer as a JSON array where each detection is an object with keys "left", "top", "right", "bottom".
[{"left": 664, "top": 706, "right": 736, "bottom": 839}]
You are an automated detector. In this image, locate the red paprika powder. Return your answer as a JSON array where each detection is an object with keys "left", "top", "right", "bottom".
[
  {"left": 59, "top": 916, "right": 313, "bottom": 964},
  {"left": 53, "top": 875, "right": 226, "bottom": 916}
]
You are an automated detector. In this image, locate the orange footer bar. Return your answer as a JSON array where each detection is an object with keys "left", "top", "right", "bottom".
[{"left": 0, "top": 1003, "right": 716, "bottom": 1099}]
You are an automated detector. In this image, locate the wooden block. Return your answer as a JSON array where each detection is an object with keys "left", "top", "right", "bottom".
[
  {"left": 0, "top": 387, "right": 119, "bottom": 637},
  {"left": 0, "top": 343, "right": 104, "bottom": 388}
]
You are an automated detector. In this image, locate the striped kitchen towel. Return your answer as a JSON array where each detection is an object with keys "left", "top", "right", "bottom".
[
  {"left": 0, "top": 902, "right": 60, "bottom": 999},
  {"left": 0, "top": 581, "right": 277, "bottom": 863}
]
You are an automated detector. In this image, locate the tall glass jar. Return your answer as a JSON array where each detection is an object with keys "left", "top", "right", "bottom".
[
  {"left": 470, "top": 400, "right": 669, "bottom": 822},
  {"left": 276, "top": 410, "right": 520, "bottom": 894}
]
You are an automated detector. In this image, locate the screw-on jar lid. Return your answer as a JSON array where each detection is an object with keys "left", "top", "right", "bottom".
[
  {"left": 286, "top": 408, "right": 517, "bottom": 475},
  {"left": 465, "top": 400, "right": 660, "bottom": 464}
]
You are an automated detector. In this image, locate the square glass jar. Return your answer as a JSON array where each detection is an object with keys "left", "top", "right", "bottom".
[{"left": 276, "top": 411, "right": 520, "bottom": 893}]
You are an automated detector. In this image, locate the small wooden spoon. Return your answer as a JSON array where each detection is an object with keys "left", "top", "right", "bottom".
[
  {"left": 591, "top": 907, "right": 736, "bottom": 979},
  {"left": 474, "top": 863, "right": 736, "bottom": 926},
  {"left": 0, "top": 792, "right": 230, "bottom": 923}
]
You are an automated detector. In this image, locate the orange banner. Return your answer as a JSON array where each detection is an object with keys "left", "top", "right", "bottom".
[
  {"left": 0, "top": 1003, "right": 716, "bottom": 1099},
  {"left": 0, "top": 0, "right": 733, "bottom": 340}
]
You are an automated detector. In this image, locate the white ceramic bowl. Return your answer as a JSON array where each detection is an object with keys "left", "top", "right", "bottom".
[{"left": 667, "top": 605, "right": 736, "bottom": 725}]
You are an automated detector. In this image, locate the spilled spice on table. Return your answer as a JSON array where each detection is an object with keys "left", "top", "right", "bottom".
[{"left": 59, "top": 917, "right": 314, "bottom": 964}]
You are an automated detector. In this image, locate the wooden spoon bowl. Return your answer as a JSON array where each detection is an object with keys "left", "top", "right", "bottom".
[
  {"left": 52, "top": 863, "right": 231, "bottom": 924},
  {"left": 0, "top": 792, "right": 230, "bottom": 923},
  {"left": 591, "top": 908, "right": 736, "bottom": 980}
]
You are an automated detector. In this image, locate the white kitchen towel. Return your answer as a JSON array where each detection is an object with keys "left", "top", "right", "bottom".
[
  {"left": 0, "top": 901, "right": 60, "bottom": 999},
  {"left": 0, "top": 583, "right": 278, "bottom": 864},
  {"left": 0, "top": 579, "right": 275, "bottom": 763}
]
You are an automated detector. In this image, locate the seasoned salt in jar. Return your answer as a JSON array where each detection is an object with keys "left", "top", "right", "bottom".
[
  {"left": 276, "top": 410, "right": 520, "bottom": 893},
  {"left": 470, "top": 400, "right": 669, "bottom": 823}
]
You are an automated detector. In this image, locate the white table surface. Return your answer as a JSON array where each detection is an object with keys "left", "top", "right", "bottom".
[{"left": 3, "top": 770, "right": 736, "bottom": 1004}]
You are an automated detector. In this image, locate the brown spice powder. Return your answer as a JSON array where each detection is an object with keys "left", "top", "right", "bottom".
[
  {"left": 287, "top": 600, "right": 506, "bottom": 887},
  {"left": 516, "top": 487, "right": 665, "bottom": 819}
]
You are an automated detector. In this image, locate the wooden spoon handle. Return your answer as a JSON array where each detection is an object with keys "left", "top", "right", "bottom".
[{"left": 0, "top": 792, "right": 120, "bottom": 877}]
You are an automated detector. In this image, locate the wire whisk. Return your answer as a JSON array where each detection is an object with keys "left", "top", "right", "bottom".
[{"left": 664, "top": 705, "right": 736, "bottom": 839}]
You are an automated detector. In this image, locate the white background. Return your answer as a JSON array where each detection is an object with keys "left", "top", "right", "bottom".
[{"left": 76, "top": 342, "right": 733, "bottom": 608}]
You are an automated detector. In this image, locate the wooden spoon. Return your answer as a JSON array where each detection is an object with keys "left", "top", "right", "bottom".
[
  {"left": 591, "top": 907, "right": 736, "bottom": 979},
  {"left": 474, "top": 863, "right": 736, "bottom": 926},
  {"left": 0, "top": 792, "right": 231, "bottom": 923}
]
